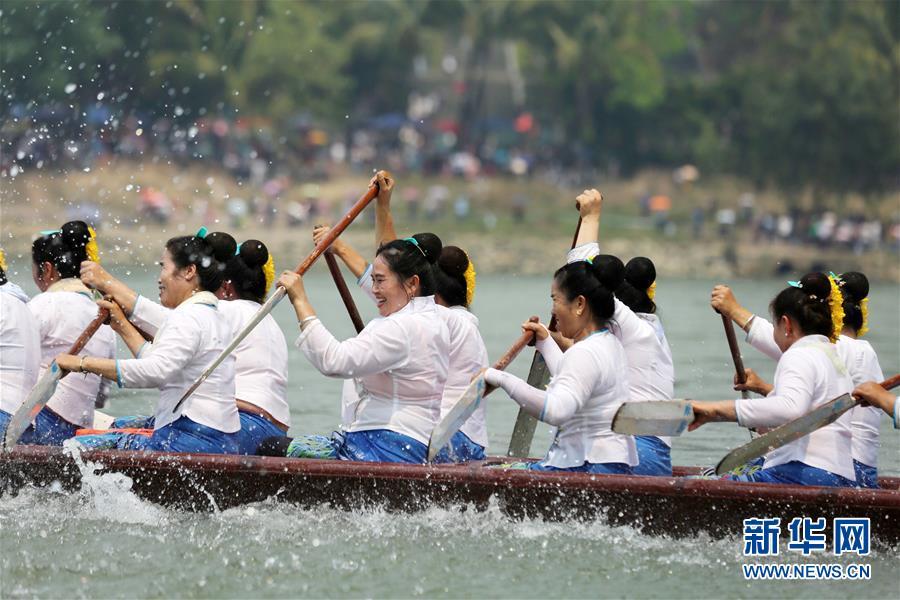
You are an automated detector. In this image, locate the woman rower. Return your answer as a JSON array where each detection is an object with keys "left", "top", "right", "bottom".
[
  {"left": 0, "top": 249, "right": 42, "bottom": 435},
  {"left": 559, "top": 191, "right": 675, "bottom": 476},
  {"left": 485, "top": 256, "right": 638, "bottom": 473},
  {"left": 55, "top": 232, "right": 241, "bottom": 453},
  {"left": 691, "top": 272, "right": 856, "bottom": 487},
  {"left": 79, "top": 233, "right": 290, "bottom": 454},
  {"left": 711, "top": 272, "right": 885, "bottom": 487},
  {"left": 852, "top": 382, "right": 899, "bottom": 427},
  {"left": 313, "top": 172, "right": 490, "bottom": 462},
  {"left": 19, "top": 222, "right": 117, "bottom": 445},
  {"left": 260, "top": 234, "right": 451, "bottom": 464}
]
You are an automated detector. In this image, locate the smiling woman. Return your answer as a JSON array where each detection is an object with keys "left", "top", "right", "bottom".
[
  {"left": 53, "top": 230, "right": 241, "bottom": 454},
  {"left": 258, "top": 235, "right": 452, "bottom": 464}
]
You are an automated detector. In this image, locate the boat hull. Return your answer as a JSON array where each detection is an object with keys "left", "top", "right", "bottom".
[{"left": 2, "top": 446, "right": 898, "bottom": 543}]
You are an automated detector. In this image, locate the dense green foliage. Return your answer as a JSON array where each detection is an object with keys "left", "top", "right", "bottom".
[{"left": 1, "top": 0, "right": 897, "bottom": 194}]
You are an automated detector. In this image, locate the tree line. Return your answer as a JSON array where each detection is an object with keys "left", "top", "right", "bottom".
[{"left": 2, "top": 0, "right": 897, "bottom": 195}]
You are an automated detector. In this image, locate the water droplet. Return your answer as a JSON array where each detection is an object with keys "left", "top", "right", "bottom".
[{"left": 64, "top": 83, "right": 77, "bottom": 93}]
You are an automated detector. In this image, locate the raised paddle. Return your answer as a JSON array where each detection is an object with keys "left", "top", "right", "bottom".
[
  {"left": 3, "top": 306, "right": 110, "bottom": 449},
  {"left": 324, "top": 249, "right": 365, "bottom": 334},
  {"left": 719, "top": 313, "right": 749, "bottom": 396},
  {"left": 428, "top": 325, "right": 537, "bottom": 462},
  {"left": 172, "top": 173, "right": 386, "bottom": 413},
  {"left": 507, "top": 217, "right": 582, "bottom": 456},
  {"left": 714, "top": 373, "right": 900, "bottom": 475}
]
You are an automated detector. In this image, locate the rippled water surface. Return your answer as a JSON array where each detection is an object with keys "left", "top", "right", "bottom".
[{"left": 2, "top": 271, "right": 898, "bottom": 598}]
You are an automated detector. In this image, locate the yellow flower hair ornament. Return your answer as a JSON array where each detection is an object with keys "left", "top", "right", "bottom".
[
  {"left": 647, "top": 281, "right": 656, "bottom": 301},
  {"left": 858, "top": 297, "right": 869, "bottom": 337},
  {"left": 0, "top": 249, "right": 6, "bottom": 273},
  {"left": 826, "top": 274, "right": 844, "bottom": 343},
  {"left": 463, "top": 253, "right": 477, "bottom": 307},
  {"left": 85, "top": 226, "right": 100, "bottom": 263},
  {"left": 263, "top": 252, "right": 275, "bottom": 296}
]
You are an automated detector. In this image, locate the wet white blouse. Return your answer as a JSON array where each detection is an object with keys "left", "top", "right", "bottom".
[
  {"left": 0, "top": 283, "right": 41, "bottom": 415},
  {"left": 485, "top": 331, "right": 638, "bottom": 469},
  {"left": 734, "top": 334, "right": 855, "bottom": 480},
  {"left": 118, "top": 292, "right": 239, "bottom": 433},
  {"left": 358, "top": 264, "right": 490, "bottom": 447},
  {"left": 566, "top": 243, "right": 676, "bottom": 445},
  {"left": 296, "top": 295, "right": 450, "bottom": 446},
  {"left": 745, "top": 317, "right": 884, "bottom": 468},
  {"left": 26, "top": 279, "right": 116, "bottom": 427},
  {"left": 131, "top": 295, "right": 290, "bottom": 426}
]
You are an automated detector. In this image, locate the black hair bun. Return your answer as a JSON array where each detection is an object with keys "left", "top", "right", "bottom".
[
  {"left": 839, "top": 272, "right": 869, "bottom": 303},
  {"left": 61, "top": 220, "right": 91, "bottom": 250},
  {"left": 205, "top": 231, "right": 237, "bottom": 263},
  {"left": 625, "top": 257, "right": 656, "bottom": 290},
  {"left": 412, "top": 232, "right": 442, "bottom": 265},
  {"left": 591, "top": 254, "right": 625, "bottom": 290},
  {"left": 437, "top": 246, "right": 469, "bottom": 278},
  {"left": 238, "top": 240, "right": 269, "bottom": 269},
  {"left": 799, "top": 272, "right": 831, "bottom": 299}
]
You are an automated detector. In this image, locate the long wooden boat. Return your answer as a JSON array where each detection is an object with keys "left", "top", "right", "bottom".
[{"left": 2, "top": 446, "right": 898, "bottom": 543}]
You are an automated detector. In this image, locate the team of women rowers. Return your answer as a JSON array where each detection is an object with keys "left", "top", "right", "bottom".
[{"left": 0, "top": 173, "right": 896, "bottom": 489}]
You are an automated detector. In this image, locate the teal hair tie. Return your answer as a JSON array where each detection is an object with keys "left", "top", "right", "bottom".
[
  {"left": 787, "top": 280, "right": 801, "bottom": 288},
  {"left": 403, "top": 237, "right": 426, "bottom": 258},
  {"left": 196, "top": 226, "right": 208, "bottom": 238},
  {"left": 585, "top": 256, "right": 594, "bottom": 265},
  {"left": 39, "top": 229, "right": 61, "bottom": 236},
  {"left": 235, "top": 242, "right": 242, "bottom": 255}
]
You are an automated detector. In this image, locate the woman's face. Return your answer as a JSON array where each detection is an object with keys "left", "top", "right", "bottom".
[
  {"left": 157, "top": 249, "right": 196, "bottom": 308},
  {"left": 550, "top": 279, "right": 590, "bottom": 340},
  {"left": 371, "top": 255, "right": 416, "bottom": 317}
]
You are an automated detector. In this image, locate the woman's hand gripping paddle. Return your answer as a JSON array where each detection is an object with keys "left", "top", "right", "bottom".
[
  {"left": 428, "top": 321, "right": 538, "bottom": 462},
  {"left": 172, "top": 173, "right": 387, "bottom": 413}
]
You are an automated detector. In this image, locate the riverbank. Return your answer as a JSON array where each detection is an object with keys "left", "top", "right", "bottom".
[{"left": 1, "top": 160, "right": 898, "bottom": 281}]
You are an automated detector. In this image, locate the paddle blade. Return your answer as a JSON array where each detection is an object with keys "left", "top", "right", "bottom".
[
  {"left": 427, "top": 376, "right": 486, "bottom": 462},
  {"left": 715, "top": 393, "right": 855, "bottom": 475},
  {"left": 612, "top": 400, "right": 694, "bottom": 437},
  {"left": 3, "top": 363, "right": 63, "bottom": 449}
]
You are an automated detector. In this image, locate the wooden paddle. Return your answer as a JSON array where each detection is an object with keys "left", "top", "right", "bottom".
[
  {"left": 714, "top": 373, "right": 900, "bottom": 475},
  {"left": 3, "top": 306, "right": 110, "bottom": 449},
  {"left": 428, "top": 326, "right": 536, "bottom": 462},
  {"left": 612, "top": 400, "right": 694, "bottom": 437},
  {"left": 324, "top": 249, "right": 365, "bottom": 334},
  {"left": 720, "top": 313, "right": 749, "bottom": 395},
  {"left": 507, "top": 217, "right": 582, "bottom": 456},
  {"left": 172, "top": 173, "right": 386, "bottom": 413}
]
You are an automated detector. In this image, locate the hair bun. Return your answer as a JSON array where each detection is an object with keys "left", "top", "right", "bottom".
[
  {"left": 437, "top": 246, "right": 469, "bottom": 277},
  {"left": 591, "top": 254, "right": 625, "bottom": 290},
  {"left": 238, "top": 240, "right": 269, "bottom": 268},
  {"left": 61, "top": 220, "right": 91, "bottom": 250},
  {"left": 206, "top": 231, "right": 238, "bottom": 263},
  {"left": 838, "top": 271, "right": 869, "bottom": 303},
  {"left": 624, "top": 257, "right": 656, "bottom": 290},
  {"left": 799, "top": 272, "right": 831, "bottom": 299},
  {"left": 413, "top": 232, "right": 442, "bottom": 265}
]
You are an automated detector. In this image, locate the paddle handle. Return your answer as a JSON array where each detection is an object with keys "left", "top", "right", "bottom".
[
  {"left": 60, "top": 307, "right": 110, "bottom": 377},
  {"left": 172, "top": 175, "right": 383, "bottom": 412},
  {"left": 880, "top": 373, "right": 900, "bottom": 391},
  {"left": 324, "top": 249, "right": 365, "bottom": 334},
  {"left": 719, "top": 313, "right": 746, "bottom": 384},
  {"left": 544, "top": 217, "right": 583, "bottom": 334},
  {"left": 485, "top": 318, "right": 538, "bottom": 397}
]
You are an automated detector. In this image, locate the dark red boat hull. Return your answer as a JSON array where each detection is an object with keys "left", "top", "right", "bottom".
[{"left": 2, "top": 446, "right": 898, "bottom": 543}]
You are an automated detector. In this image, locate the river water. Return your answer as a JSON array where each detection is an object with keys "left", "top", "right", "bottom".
[{"left": 2, "top": 268, "right": 898, "bottom": 598}]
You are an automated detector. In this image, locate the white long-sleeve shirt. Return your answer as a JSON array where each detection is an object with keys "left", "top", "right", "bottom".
[
  {"left": 26, "top": 279, "right": 116, "bottom": 427},
  {"left": 566, "top": 243, "right": 676, "bottom": 445},
  {"left": 485, "top": 331, "right": 638, "bottom": 469},
  {"left": 358, "top": 264, "right": 490, "bottom": 446},
  {"left": 745, "top": 317, "right": 884, "bottom": 468},
  {"left": 131, "top": 295, "right": 290, "bottom": 426},
  {"left": 0, "top": 283, "right": 41, "bottom": 415},
  {"left": 296, "top": 295, "right": 450, "bottom": 446},
  {"left": 734, "top": 334, "right": 855, "bottom": 480},
  {"left": 117, "top": 292, "right": 239, "bottom": 433}
]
